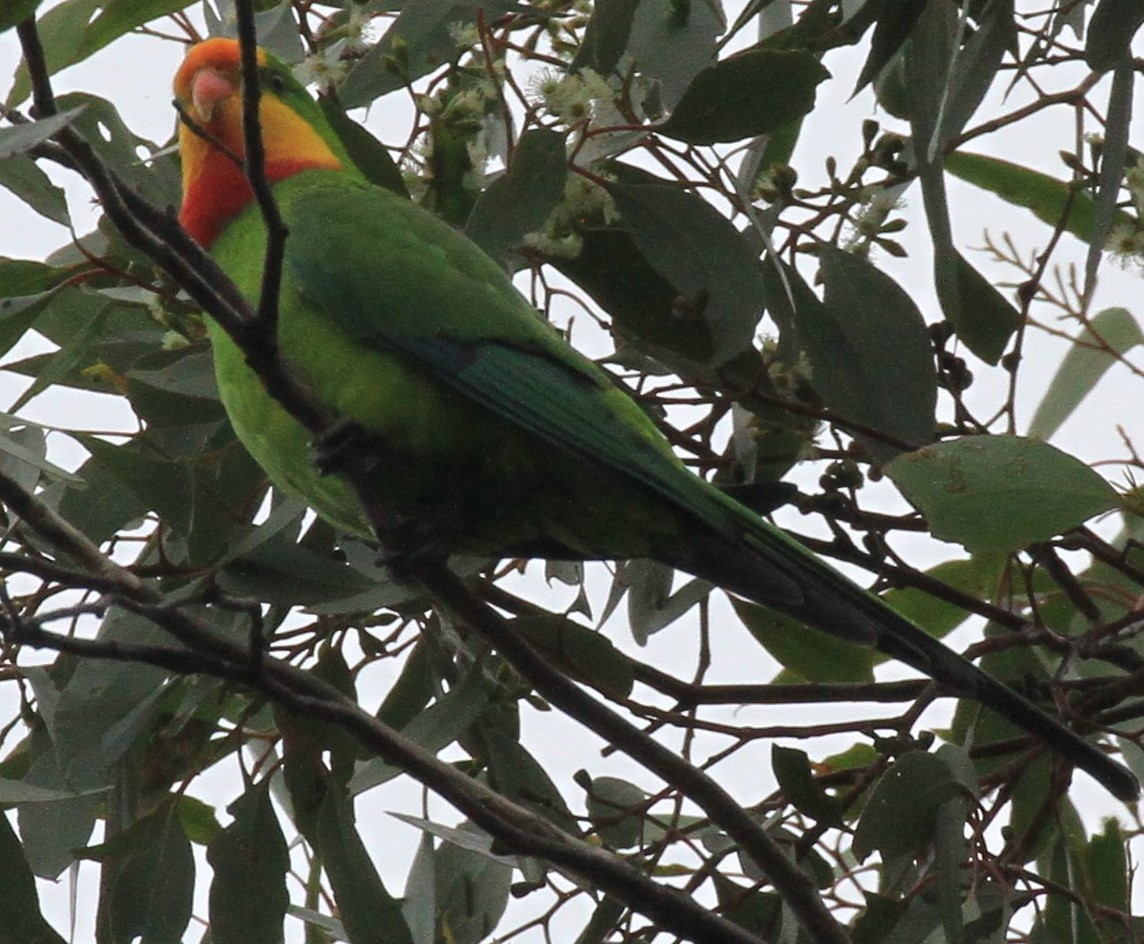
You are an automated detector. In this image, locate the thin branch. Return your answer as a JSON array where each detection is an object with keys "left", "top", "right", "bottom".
[
  {"left": 234, "top": 7, "right": 287, "bottom": 338},
  {"left": 400, "top": 556, "right": 852, "bottom": 944}
]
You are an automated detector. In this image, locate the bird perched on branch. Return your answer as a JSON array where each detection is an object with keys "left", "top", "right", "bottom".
[{"left": 173, "top": 37, "right": 1137, "bottom": 801}]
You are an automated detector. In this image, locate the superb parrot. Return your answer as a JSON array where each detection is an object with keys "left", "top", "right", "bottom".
[{"left": 172, "top": 38, "right": 1137, "bottom": 800}]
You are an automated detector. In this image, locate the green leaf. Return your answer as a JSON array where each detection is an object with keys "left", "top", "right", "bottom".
[
  {"left": 0, "top": 108, "right": 84, "bottom": 158},
  {"left": 375, "top": 638, "right": 433, "bottom": 731},
  {"left": 337, "top": 0, "right": 520, "bottom": 108},
  {"left": 933, "top": 794, "right": 969, "bottom": 944},
  {"left": 79, "top": 0, "right": 191, "bottom": 59},
  {"left": 0, "top": 257, "right": 78, "bottom": 296},
  {"left": 56, "top": 92, "right": 177, "bottom": 204},
  {"left": 0, "top": 779, "right": 105, "bottom": 803},
  {"left": 585, "top": 776, "right": 648, "bottom": 849},
  {"left": 0, "top": 813, "right": 66, "bottom": 944},
  {"left": 731, "top": 596, "right": 877, "bottom": 683},
  {"left": 0, "top": 0, "right": 41, "bottom": 33},
  {"left": 934, "top": 0, "right": 1014, "bottom": 146},
  {"left": 465, "top": 129, "right": 568, "bottom": 269},
  {"left": 7, "top": 0, "right": 186, "bottom": 105},
  {"left": 175, "top": 795, "right": 222, "bottom": 846},
  {"left": 317, "top": 96, "right": 408, "bottom": 197},
  {"left": 0, "top": 422, "right": 77, "bottom": 485},
  {"left": 207, "top": 781, "right": 290, "bottom": 944},
  {"left": 401, "top": 832, "right": 436, "bottom": 944},
  {"left": 316, "top": 786, "right": 415, "bottom": 944},
  {"left": 52, "top": 609, "right": 170, "bottom": 790},
  {"left": 549, "top": 224, "right": 719, "bottom": 369},
  {"left": 712, "top": 874, "right": 782, "bottom": 935},
  {"left": 103, "top": 807, "right": 194, "bottom": 944},
  {"left": 771, "top": 746, "right": 843, "bottom": 827},
  {"left": 1028, "top": 307, "right": 1143, "bottom": 439},
  {"left": 658, "top": 48, "right": 829, "bottom": 144},
  {"left": 573, "top": 897, "right": 627, "bottom": 944},
  {"left": 853, "top": 3, "right": 927, "bottom": 94},
  {"left": 945, "top": 151, "right": 1136, "bottom": 248},
  {"left": 626, "top": 0, "right": 723, "bottom": 108},
  {"left": 1085, "top": 0, "right": 1144, "bottom": 70},
  {"left": 608, "top": 179, "right": 765, "bottom": 364},
  {"left": 807, "top": 247, "right": 937, "bottom": 461},
  {"left": 219, "top": 529, "right": 377, "bottom": 606},
  {"left": 882, "top": 558, "right": 1001, "bottom": 641},
  {"left": 854, "top": 894, "right": 941, "bottom": 944},
  {"left": 350, "top": 672, "right": 489, "bottom": 795},
  {"left": 433, "top": 825, "right": 512, "bottom": 944},
  {"left": 935, "top": 250, "right": 1021, "bottom": 365},
  {"left": 1084, "top": 61, "right": 1133, "bottom": 297},
  {"left": 570, "top": 0, "right": 641, "bottom": 77},
  {"left": 17, "top": 756, "right": 103, "bottom": 879},
  {"left": 485, "top": 728, "right": 576, "bottom": 831},
  {"left": 852, "top": 752, "right": 962, "bottom": 862},
  {"left": 1079, "top": 818, "right": 1129, "bottom": 932},
  {"left": 6, "top": 0, "right": 97, "bottom": 107},
  {"left": 515, "top": 614, "right": 634, "bottom": 697},
  {"left": 0, "top": 155, "right": 69, "bottom": 224},
  {"left": 886, "top": 435, "right": 1120, "bottom": 553}
]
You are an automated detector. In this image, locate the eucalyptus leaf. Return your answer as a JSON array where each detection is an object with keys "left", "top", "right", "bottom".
[
  {"left": 207, "top": 782, "right": 290, "bottom": 944},
  {"left": 945, "top": 151, "right": 1136, "bottom": 248},
  {"left": 6, "top": 0, "right": 96, "bottom": 107},
  {"left": 317, "top": 785, "right": 414, "bottom": 944},
  {"left": 809, "top": 246, "right": 937, "bottom": 461},
  {"left": 0, "top": 108, "right": 84, "bottom": 159},
  {"left": 731, "top": 596, "right": 878, "bottom": 683},
  {"left": 627, "top": 0, "right": 723, "bottom": 108},
  {"left": 886, "top": 435, "right": 1120, "bottom": 553},
  {"left": 934, "top": 249, "right": 1021, "bottom": 365},
  {"left": 1085, "top": 0, "right": 1144, "bottom": 70},
  {"left": 658, "top": 48, "right": 829, "bottom": 145},
  {"left": 0, "top": 155, "right": 69, "bottom": 224},
  {"left": 852, "top": 752, "right": 962, "bottom": 862},
  {"left": 1028, "top": 307, "right": 1143, "bottom": 440},
  {"left": 585, "top": 776, "right": 647, "bottom": 850},
  {"left": 433, "top": 825, "right": 513, "bottom": 944},
  {"left": 608, "top": 180, "right": 765, "bottom": 365},
  {"left": 772, "top": 745, "right": 843, "bottom": 827},
  {"left": 0, "top": 813, "right": 66, "bottom": 944},
  {"left": 102, "top": 807, "right": 194, "bottom": 944},
  {"left": 337, "top": 0, "right": 522, "bottom": 108},
  {"left": 350, "top": 672, "right": 489, "bottom": 795},
  {"left": 465, "top": 129, "right": 568, "bottom": 269},
  {"left": 570, "top": 0, "right": 641, "bottom": 77},
  {"left": 0, "top": 0, "right": 41, "bottom": 33}
]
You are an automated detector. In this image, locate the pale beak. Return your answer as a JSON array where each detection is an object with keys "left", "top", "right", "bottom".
[{"left": 189, "top": 67, "right": 235, "bottom": 124}]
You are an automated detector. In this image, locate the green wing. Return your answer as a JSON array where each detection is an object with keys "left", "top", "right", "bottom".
[{"left": 277, "top": 171, "right": 804, "bottom": 605}]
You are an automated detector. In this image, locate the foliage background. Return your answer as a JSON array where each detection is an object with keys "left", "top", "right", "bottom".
[{"left": 0, "top": 1, "right": 1142, "bottom": 943}]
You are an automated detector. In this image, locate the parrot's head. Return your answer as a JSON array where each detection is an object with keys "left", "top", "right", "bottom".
[{"left": 174, "top": 37, "right": 345, "bottom": 246}]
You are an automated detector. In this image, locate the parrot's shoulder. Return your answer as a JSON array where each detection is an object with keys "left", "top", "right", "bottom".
[{"left": 259, "top": 171, "right": 593, "bottom": 361}]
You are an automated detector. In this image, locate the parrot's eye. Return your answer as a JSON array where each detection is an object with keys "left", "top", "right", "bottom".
[{"left": 265, "top": 71, "right": 287, "bottom": 93}]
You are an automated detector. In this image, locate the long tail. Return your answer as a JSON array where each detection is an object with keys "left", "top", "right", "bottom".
[{"left": 682, "top": 510, "right": 1139, "bottom": 802}]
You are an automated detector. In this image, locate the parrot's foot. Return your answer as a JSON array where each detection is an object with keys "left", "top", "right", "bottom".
[
  {"left": 311, "top": 418, "right": 379, "bottom": 478},
  {"left": 375, "top": 516, "right": 450, "bottom": 582}
]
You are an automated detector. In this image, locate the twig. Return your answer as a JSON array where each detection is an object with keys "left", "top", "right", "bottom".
[{"left": 234, "top": 5, "right": 287, "bottom": 338}]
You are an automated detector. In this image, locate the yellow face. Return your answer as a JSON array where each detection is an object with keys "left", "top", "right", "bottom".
[{"left": 174, "top": 38, "right": 342, "bottom": 245}]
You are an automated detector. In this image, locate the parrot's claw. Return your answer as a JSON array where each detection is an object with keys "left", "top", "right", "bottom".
[{"left": 311, "top": 418, "right": 379, "bottom": 478}]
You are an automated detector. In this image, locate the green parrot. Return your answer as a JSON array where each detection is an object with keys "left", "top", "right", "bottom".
[{"left": 173, "top": 38, "right": 1137, "bottom": 800}]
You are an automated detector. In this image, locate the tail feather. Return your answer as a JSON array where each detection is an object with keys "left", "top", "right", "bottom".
[{"left": 682, "top": 520, "right": 1139, "bottom": 802}]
